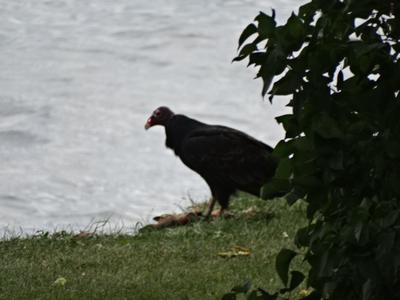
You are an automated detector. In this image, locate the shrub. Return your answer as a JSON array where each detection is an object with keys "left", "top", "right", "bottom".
[{"left": 229, "top": 1, "right": 400, "bottom": 299}]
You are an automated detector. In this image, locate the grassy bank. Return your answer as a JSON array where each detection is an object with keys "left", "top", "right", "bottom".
[{"left": 0, "top": 196, "right": 308, "bottom": 300}]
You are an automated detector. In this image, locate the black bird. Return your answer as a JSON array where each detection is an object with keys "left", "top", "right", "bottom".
[{"left": 145, "top": 106, "right": 278, "bottom": 217}]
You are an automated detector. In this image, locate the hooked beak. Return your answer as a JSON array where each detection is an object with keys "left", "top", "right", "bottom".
[{"left": 144, "top": 117, "right": 153, "bottom": 130}]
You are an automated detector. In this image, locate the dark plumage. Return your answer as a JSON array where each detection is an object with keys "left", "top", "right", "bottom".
[{"left": 145, "top": 106, "right": 279, "bottom": 217}]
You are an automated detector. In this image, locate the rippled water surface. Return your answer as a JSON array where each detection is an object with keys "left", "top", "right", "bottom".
[{"left": 0, "top": 0, "right": 295, "bottom": 234}]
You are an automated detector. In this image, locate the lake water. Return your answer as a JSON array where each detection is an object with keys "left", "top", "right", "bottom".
[{"left": 0, "top": 0, "right": 295, "bottom": 235}]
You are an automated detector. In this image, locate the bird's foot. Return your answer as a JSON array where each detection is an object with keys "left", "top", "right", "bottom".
[
  {"left": 201, "top": 212, "right": 212, "bottom": 222},
  {"left": 213, "top": 209, "right": 233, "bottom": 219},
  {"left": 201, "top": 209, "right": 233, "bottom": 221}
]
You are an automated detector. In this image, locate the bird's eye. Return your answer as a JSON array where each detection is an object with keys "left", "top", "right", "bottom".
[{"left": 155, "top": 111, "right": 161, "bottom": 116}]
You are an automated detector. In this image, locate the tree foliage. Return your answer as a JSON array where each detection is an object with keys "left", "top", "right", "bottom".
[{"left": 228, "top": 0, "right": 400, "bottom": 299}]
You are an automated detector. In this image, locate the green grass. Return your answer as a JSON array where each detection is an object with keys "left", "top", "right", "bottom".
[{"left": 0, "top": 196, "right": 308, "bottom": 300}]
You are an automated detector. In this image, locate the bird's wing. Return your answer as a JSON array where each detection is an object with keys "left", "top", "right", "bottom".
[{"left": 179, "top": 126, "right": 277, "bottom": 191}]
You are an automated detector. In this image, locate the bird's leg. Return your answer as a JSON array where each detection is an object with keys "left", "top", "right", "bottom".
[
  {"left": 217, "top": 207, "right": 225, "bottom": 218},
  {"left": 204, "top": 197, "right": 217, "bottom": 219}
]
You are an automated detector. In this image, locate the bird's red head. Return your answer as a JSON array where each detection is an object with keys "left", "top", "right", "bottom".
[{"left": 145, "top": 106, "right": 175, "bottom": 130}]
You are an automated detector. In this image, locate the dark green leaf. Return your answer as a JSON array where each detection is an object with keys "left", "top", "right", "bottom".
[
  {"left": 322, "top": 281, "right": 337, "bottom": 299},
  {"left": 260, "top": 178, "right": 291, "bottom": 199},
  {"left": 274, "top": 158, "right": 292, "bottom": 179},
  {"left": 292, "top": 176, "right": 320, "bottom": 188},
  {"left": 275, "top": 114, "right": 300, "bottom": 138},
  {"left": 298, "top": 2, "right": 317, "bottom": 21},
  {"left": 238, "top": 23, "right": 258, "bottom": 49},
  {"left": 328, "top": 151, "right": 344, "bottom": 170},
  {"left": 280, "top": 270, "right": 305, "bottom": 293},
  {"left": 385, "top": 140, "right": 400, "bottom": 159},
  {"left": 312, "top": 114, "right": 343, "bottom": 139},
  {"left": 262, "top": 74, "right": 274, "bottom": 99},
  {"left": 222, "top": 293, "right": 237, "bottom": 300},
  {"left": 257, "top": 47, "right": 287, "bottom": 97},
  {"left": 336, "top": 70, "right": 343, "bottom": 90},
  {"left": 293, "top": 136, "right": 314, "bottom": 152},
  {"left": 232, "top": 281, "right": 252, "bottom": 294},
  {"left": 377, "top": 232, "right": 396, "bottom": 255},
  {"left": 362, "top": 279, "right": 373, "bottom": 300},
  {"left": 354, "top": 222, "right": 363, "bottom": 242},
  {"left": 285, "top": 188, "right": 306, "bottom": 205},
  {"left": 377, "top": 210, "right": 399, "bottom": 228},
  {"left": 355, "top": 43, "right": 386, "bottom": 57},
  {"left": 271, "top": 70, "right": 302, "bottom": 96},
  {"left": 255, "top": 11, "right": 276, "bottom": 39},
  {"left": 295, "top": 225, "right": 311, "bottom": 247},
  {"left": 289, "top": 271, "right": 306, "bottom": 290},
  {"left": 286, "top": 13, "right": 306, "bottom": 42},
  {"left": 233, "top": 43, "right": 257, "bottom": 62},
  {"left": 272, "top": 140, "right": 294, "bottom": 157},
  {"left": 275, "top": 248, "right": 298, "bottom": 286},
  {"left": 232, "top": 55, "right": 249, "bottom": 62},
  {"left": 248, "top": 51, "right": 267, "bottom": 67}
]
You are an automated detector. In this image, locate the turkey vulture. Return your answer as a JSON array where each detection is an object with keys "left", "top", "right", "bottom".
[{"left": 145, "top": 106, "right": 279, "bottom": 218}]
